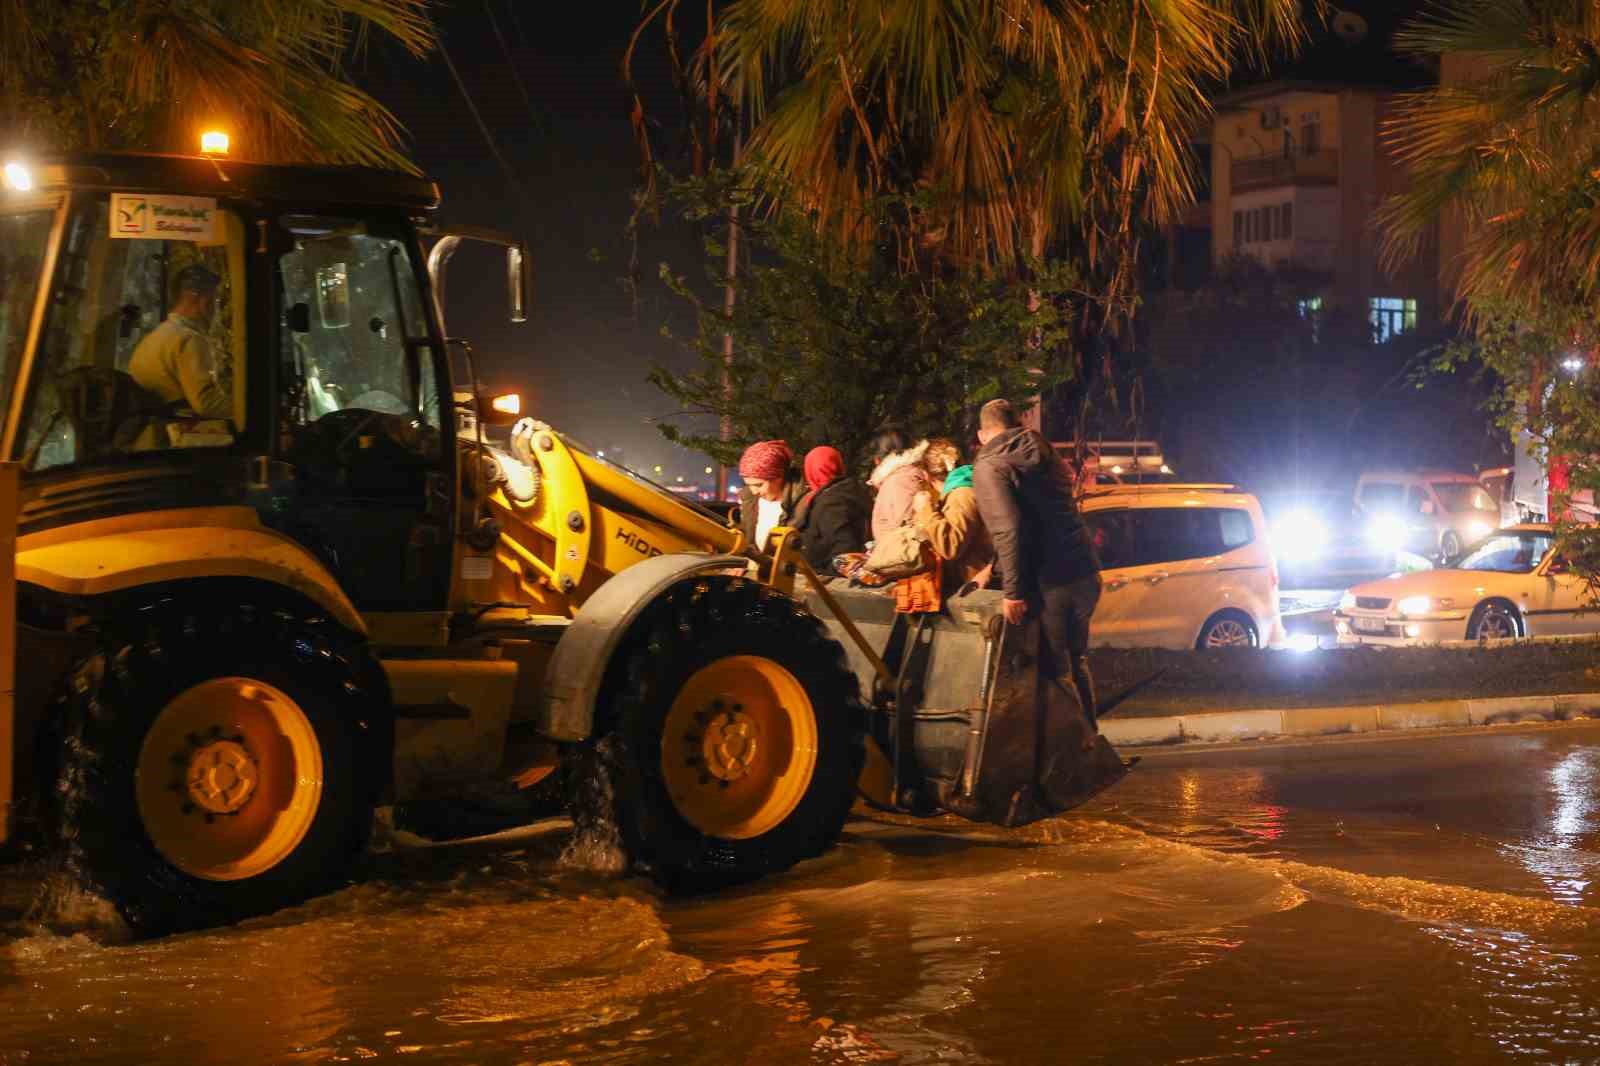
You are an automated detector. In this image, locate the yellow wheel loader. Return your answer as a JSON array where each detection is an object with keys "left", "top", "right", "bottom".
[{"left": 0, "top": 150, "right": 1127, "bottom": 934}]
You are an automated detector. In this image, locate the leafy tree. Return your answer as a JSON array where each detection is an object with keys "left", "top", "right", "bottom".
[
  {"left": 0, "top": 0, "right": 434, "bottom": 169},
  {"left": 649, "top": 171, "right": 1077, "bottom": 470},
  {"left": 1379, "top": 2, "right": 1600, "bottom": 571},
  {"left": 1378, "top": 0, "right": 1600, "bottom": 309}
]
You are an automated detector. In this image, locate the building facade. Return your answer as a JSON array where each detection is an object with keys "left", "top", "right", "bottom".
[{"left": 1209, "top": 80, "right": 1440, "bottom": 341}]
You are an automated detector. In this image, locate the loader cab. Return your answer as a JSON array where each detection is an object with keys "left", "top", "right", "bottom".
[{"left": 0, "top": 153, "right": 523, "bottom": 614}]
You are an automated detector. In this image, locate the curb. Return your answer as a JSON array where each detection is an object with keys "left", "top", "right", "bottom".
[{"left": 1100, "top": 693, "right": 1600, "bottom": 749}]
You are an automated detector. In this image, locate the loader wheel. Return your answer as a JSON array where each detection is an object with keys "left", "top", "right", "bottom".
[
  {"left": 55, "top": 599, "right": 388, "bottom": 935},
  {"left": 579, "top": 576, "right": 865, "bottom": 890}
]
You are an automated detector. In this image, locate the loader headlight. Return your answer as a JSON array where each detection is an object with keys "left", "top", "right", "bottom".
[{"left": 2, "top": 161, "right": 31, "bottom": 192}]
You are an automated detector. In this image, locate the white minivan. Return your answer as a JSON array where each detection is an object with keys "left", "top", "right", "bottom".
[{"left": 1079, "top": 485, "right": 1284, "bottom": 649}]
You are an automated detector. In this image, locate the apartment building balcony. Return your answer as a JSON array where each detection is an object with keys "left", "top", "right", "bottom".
[{"left": 1231, "top": 149, "right": 1340, "bottom": 192}]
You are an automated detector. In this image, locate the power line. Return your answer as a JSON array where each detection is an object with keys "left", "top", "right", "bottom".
[
  {"left": 484, "top": 0, "right": 544, "bottom": 135},
  {"left": 434, "top": 21, "right": 525, "bottom": 198}
]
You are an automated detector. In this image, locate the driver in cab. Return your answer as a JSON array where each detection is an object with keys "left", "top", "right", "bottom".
[{"left": 128, "top": 263, "right": 232, "bottom": 420}]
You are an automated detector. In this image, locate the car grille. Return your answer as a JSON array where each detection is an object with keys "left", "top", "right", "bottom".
[{"left": 1356, "top": 596, "right": 1392, "bottom": 610}]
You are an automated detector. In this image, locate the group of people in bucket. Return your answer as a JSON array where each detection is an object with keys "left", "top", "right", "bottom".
[{"left": 732, "top": 398, "right": 1103, "bottom": 725}]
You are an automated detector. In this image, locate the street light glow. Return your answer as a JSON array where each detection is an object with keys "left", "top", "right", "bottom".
[{"left": 2, "top": 162, "right": 32, "bottom": 192}]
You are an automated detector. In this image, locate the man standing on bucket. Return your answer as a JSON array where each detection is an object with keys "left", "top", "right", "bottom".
[{"left": 971, "top": 399, "right": 1102, "bottom": 725}]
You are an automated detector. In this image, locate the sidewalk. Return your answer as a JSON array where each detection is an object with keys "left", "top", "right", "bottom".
[{"left": 1099, "top": 692, "right": 1600, "bottom": 748}]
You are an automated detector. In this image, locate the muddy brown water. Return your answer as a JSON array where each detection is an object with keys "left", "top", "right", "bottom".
[{"left": 3, "top": 724, "right": 1599, "bottom": 1064}]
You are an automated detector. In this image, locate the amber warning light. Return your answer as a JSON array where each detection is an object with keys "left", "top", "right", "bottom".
[
  {"left": 491, "top": 393, "right": 521, "bottom": 417},
  {"left": 200, "top": 131, "right": 230, "bottom": 156}
]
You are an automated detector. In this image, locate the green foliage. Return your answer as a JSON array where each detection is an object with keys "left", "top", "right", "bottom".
[
  {"left": 1380, "top": 0, "right": 1600, "bottom": 308},
  {"left": 1381, "top": 2, "right": 1600, "bottom": 589},
  {"left": 0, "top": 0, "right": 434, "bottom": 169},
  {"left": 649, "top": 170, "right": 1077, "bottom": 470}
]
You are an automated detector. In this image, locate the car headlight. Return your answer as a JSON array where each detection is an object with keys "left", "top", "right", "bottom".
[
  {"left": 1467, "top": 520, "right": 1492, "bottom": 541},
  {"left": 1365, "top": 515, "right": 1409, "bottom": 553},
  {"left": 1339, "top": 591, "right": 1356, "bottom": 610},
  {"left": 1272, "top": 509, "right": 1330, "bottom": 563},
  {"left": 1397, "top": 595, "right": 1454, "bottom": 616},
  {"left": 1397, "top": 595, "right": 1431, "bottom": 616}
]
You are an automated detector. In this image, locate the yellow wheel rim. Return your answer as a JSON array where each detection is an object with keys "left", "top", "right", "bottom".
[
  {"left": 659, "top": 655, "right": 819, "bottom": 840},
  {"left": 134, "top": 678, "right": 324, "bottom": 882}
]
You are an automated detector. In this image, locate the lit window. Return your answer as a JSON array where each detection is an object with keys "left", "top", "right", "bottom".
[
  {"left": 1297, "top": 296, "right": 1322, "bottom": 318},
  {"left": 1369, "top": 297, "right": 1419, "bottom": 342}
]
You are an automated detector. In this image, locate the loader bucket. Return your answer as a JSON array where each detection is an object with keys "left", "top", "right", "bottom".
[{"left": 806, "top": 586, "right": 1128, "bottom": 827}]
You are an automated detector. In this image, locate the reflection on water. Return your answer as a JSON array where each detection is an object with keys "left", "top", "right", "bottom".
[
  {"left": 2, "top": 732, "right": 1599, "bottom": 1065},
  {"left": 1502, "top": 749, "right": 1599, "bottom": 905}
]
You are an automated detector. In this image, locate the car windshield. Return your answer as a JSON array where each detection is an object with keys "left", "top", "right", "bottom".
[
  {"left": 1431, "top": 482, "right": 1494, "bottom": 513},
  {"left": 1455, "top": 532, "right": 1553, "bottom": 573},
  {"left": 0, "top": 208, "right": 55, "bottom": 425}
]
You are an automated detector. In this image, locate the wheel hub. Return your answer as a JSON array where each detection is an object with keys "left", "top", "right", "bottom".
[
  {"left": 700, "top": 708, "right": 759, "bottom": 782},
  {"left": 183, "top": 738, "right": 259, "bottom": 814}
]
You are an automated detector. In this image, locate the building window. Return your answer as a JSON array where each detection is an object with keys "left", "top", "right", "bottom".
[
  {"left": 1301, "top": 113, "right": 1321, "bottom": 155},
  {"left": 1280, "top": 202, "right": 1293, "bottom": 239},
  {"left": 1233, "top": 210, "right": 1243, "bottom": 245},
  {"left": 1369, "top": 297, "right": 1418, "bottom": 342},
  {"left": 1258, "top": 206, "right": 1271, "bottom": 241}
]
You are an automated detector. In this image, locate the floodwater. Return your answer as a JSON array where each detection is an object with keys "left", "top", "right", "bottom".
[{"left": 3, "top": 723, "right": 1600, "bottom": 1064}]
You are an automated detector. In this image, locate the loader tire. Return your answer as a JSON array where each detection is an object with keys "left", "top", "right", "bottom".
[
  {"left": 54, "top": 597, "right": 389, "bottom": 936},
  {"left": 578, "top": 576, "right": 865, "bottom": 891}
]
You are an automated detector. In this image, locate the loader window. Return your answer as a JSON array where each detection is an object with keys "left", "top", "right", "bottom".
[
  {"left": 0, "top": 209, "right": 53, "bottom": 423},
  {"left": 20, "top": 199, "right": 246, "bottom": 471},
  {"left": 277, "top": 223, "right": 442, "bottom": 460}
]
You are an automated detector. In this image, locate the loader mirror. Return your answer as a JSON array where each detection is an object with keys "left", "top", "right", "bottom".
[
  {"left": 287, "top": 302, "right": 311, "bottom": 334},
  {"left": 507, "top": 245, "right": 529, "bottom": 324}
]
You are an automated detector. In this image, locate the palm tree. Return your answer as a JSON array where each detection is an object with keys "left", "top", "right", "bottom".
[
  {"left": 1379, "top": 0, "right": 1600, "bottom": 310},
  {"left": 633, "top": 2, "right": 1305, "bottom": 276},
  {"left": 0, "top": 0, "right": 434, "bottom": 170}
]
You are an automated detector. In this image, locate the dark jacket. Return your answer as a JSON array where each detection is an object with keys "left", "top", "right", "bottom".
[
  {"left": 973, "top": 427, "right": 1098, "bottom": 600},
  {"left": 791, "top": 477, "right": 871, "bottom": 574},
  {"left": 738, "top": 475, "right": 808, "bottom": 552}
]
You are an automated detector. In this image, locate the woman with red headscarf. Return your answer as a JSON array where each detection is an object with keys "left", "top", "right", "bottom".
[
  {"left": 790, "top": 445, "right": 871, "bottom": 576},
  {"left": 736, "top": 439, "right": 806, "bottom": 552}
]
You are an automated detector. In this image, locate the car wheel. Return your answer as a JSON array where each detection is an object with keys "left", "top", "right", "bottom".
[
  {"left": 1467, "top": 600, "right": 1520, "bottom": 641},
  {"left": 1197, "top": 611, "right": 1259, "bottom": 650},
  {"left": 1440, "top": 530, "right": 1462, "bottom": 562}
]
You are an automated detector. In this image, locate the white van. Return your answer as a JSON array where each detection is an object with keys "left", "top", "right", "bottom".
[{"left": 1079, "top": 485, "right": 1284, "bottom": 649}]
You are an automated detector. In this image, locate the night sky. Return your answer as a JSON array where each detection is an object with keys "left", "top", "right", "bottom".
[
  {"left": 359, "top": 3, "right": 710, "bottom": 478},
  {"left": 355, "top": 1, "right": 1431, "bottom": 483}
]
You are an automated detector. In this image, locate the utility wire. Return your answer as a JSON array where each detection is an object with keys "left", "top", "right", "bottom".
[
  {"left": 485, "top": 0, "right": 543, "bottom": 133},
  {"left": 435, "top": 21, "right": 526, "bottom": 198}
]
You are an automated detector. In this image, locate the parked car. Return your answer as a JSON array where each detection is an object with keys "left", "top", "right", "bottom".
[
  {"left": 1354, "top": 470, "right": 1499, "bottom": 562},
  {"left": 1478, "top": 466, "right": 1518, "bottom": 528},
  {"left": 1080, "top": 484, "right": 1284, "bottom": 649},
  {"left": 1334, "top": 524, "right": 1594, "bottom": 645}
]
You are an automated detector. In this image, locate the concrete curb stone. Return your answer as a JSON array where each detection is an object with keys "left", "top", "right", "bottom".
[{"left": 1099, "top": 692, "right": 1600, "bottom": 749}]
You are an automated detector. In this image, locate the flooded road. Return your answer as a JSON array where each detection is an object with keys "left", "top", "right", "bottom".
[{"left": 4, "top": 722, "right": 1599, "bottom": 1064}]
